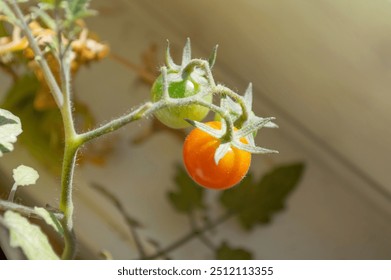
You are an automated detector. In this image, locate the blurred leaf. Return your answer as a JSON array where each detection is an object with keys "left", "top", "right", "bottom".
[
  {"left": 39, "top": 0, "right": 55, "bottom": 8},
  {"left": 215, "top": 241, "right": 252, "bottom": 260},
  {"left": 167, "top": 165, "right": 205, "bottom": 213},
  {"left": 1, "top": 75, "right": 97, "bottom": 174},
  {"left": 0, "top": 108, "right": 22, "bottom": 157},
  {"left": 2, "top": 211, "right": 59, "bottom": 260},
  {"left": 0, "top": 21, "right": 8, "bottom": 37},
  {"left": 220, "top": 163, "right": 305, "bottom": 230},
  {"left": 99, "top": 250, "right": 113, "bottom": 260},
  {"left": 34, "top": 207, "right": 64, "bottom": 236},
  {"left": 12, "top": 165, "right": 39, "bottom": 186},
  {"left": 62, "top": 0, "right": 96, "bottom": 24},
  {"left": 1, "top": 75, "right": 64, "bottom": 175},
  {"left": 69, "top": 0, "right": 92, "bottom": 15}
]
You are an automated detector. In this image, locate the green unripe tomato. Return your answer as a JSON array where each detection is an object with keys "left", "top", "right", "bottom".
[{"left": 151, "top": 71, "right": 212, "bottom": 129}]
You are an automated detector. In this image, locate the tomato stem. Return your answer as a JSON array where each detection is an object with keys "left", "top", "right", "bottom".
[
  {"left": 188, "top": 211, "right": 217, "bottom": 251},
  {"left": 182, "top": 59, "right": 216, "bottom": 87},
  {"left": 8, "top": 0, "right": 64, "bottom": 108}
]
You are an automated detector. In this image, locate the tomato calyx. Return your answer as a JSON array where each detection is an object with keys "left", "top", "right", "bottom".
[
  {"left": 184, "top": 82, "right": 278, "bottom": 166},
  {"left": 165, "top": 38, "right": 218, "bottom": 73},
  {"left": 150, "top": 38, "right": 216, "bottom": 129},
  {"left": 186, "top": 116, "right": 278, "bottom": 165},
  {"left": 215, "top": 83, "right": 278, "bottom": 130}
]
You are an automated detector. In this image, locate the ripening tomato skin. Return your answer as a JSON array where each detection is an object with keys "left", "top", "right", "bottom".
[
  {"left": 151, "top": 73, "right": 212, "bottom": 129},
  {"left": 183, "top": 121, "right": 251, "bottom": 190}
]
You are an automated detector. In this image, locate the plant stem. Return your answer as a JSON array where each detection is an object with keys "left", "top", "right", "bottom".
[
  {"left": 182, "top": 59, "right": 216, "bottom": 87},
  {"left": 91, "top": 183, "right": 147, "bottom": 259},
  {"left": 79, "top": 102, "right": 154, "bottom": 144},
  {"left": 188, "top": 211, "right": 216, "bottom": 251},
  {"left": 0, "top": 199, "right": 64, "bottom": 220},
  {"left": 2, "top": 6, "right": 250, "bottom": 260},
  {"left": 183, "top": 59, "right": 250, "bottom": 126},
  {"left": 8, "top": 0, "right": 78, "bottom": 259},
  {"left": 59, "top": 139, "right": 79, "bottom": 259},
  {"left": 214, "top": 85, "right": 250, "bottom": 126},
  {"left": 8, "top": 0, "right": 64, "bottom": 107},
  {"left": 58, "top": 69, "right": 79, "bottom": 260},
  {"left": 7, "top": 183, "right": 18, "bottom": 202},
  {"left": 143, "top": 211, "right": 234, "bottom": 260}
]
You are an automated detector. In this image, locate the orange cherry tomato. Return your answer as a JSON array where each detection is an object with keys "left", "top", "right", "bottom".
[{"left": 183, "top": 121, "right": 251, "bottom": 190}]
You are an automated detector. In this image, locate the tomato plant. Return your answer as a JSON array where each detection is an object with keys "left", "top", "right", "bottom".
[
  {"left": 0, "top": 0, "right": 277, "bottom": 260},
  {"left": 183, "top": 121, "right": 251, "bottom": 190},
  {"left": 151, "top": 71, "right": 212, "bottom": 129}
]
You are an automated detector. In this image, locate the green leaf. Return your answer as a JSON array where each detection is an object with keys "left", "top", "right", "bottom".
[
  {"left": 34, "top": 207, "right": 64, "bottom": 236},
  {"left": 69, "top": 0, "right": 90, "bottom": 14},
  {"left": 2, "top": 211, "right": 59, "bottom": 260},
  {"left": 220, "top": 163, "right": 305, "bottom": 230},
  {"left": 63, "top": 0, "right": 96, "bottom": 23},
  {"left": 0, "top": 108, "right": 22, "bottom": 157},
  {"left": 215, "top": 241, "right": 252, "bottom": 260},
  {"left": 167, "top": 165, "right": 205, "bottom": 213}
]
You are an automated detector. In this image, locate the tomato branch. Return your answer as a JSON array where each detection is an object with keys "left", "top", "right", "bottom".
[
  {"left": 143, "top": 211, "right": 234, "bottom": 260},
  {"left": 7, "top": 0, "right": 64, "bottom": 108},
  {"left": 0, "top": 199, "right": 64, "bottom": 221},
  {"left": 91, "top": 183, "right": 147, "bottom": 259},
  {"left": 188, "top": 211, "right": 217, "bottom": 251}
]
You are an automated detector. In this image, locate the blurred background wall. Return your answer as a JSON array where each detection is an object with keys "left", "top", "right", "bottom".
[{"left": 1, "top": 0, "right": 391, "bottom": 259}]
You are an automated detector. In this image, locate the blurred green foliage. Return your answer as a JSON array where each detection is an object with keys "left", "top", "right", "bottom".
[
  {"left": 216, "top": 241, "right": 252, "bottom": 260},
  {"left": 168, "top": 165, "right": 205, "bottom": 213},
  {"left": 220, "top": 163, "right": 305, "bottom": 230},
  {"left": 167, "top": 162, "right": 305, "bottom": 259},
  {"left": 1, "top": 75, "right": 64, "bottom": 175}
]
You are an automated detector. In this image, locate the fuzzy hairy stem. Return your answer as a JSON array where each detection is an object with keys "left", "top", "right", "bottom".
[
  {"left": 58, "top": 137, "right": 79, "bottom": 259},
  {"left": 78, "top": 88, "right": 235, "bottom": 145},
  {"left": 8, "top": 0, "right": 64, "bottom": 107},
  {"left": 214, "top": 84, "right": 250, "bottom": 127},
  {"left": 0, "top": 199, "right": 64, "bottom": 220},
  {"left": 8, "top": 0, "right": 79, "bottom": 259},
  {"left": 182, "top": 59, "right": 250, "bottom": 125}
]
